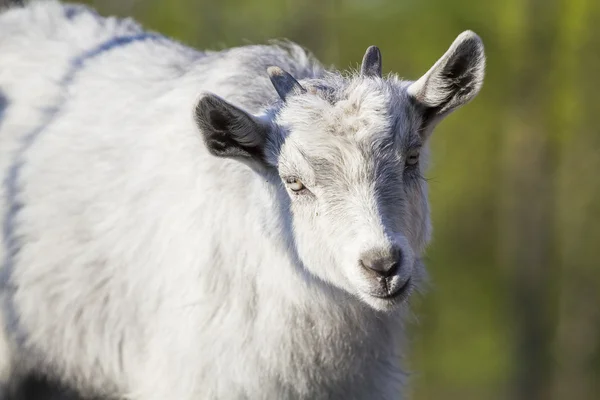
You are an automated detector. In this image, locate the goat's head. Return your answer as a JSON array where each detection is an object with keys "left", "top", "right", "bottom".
[{"left": 194, "top": 31, "right": 485, "bottom": 311}]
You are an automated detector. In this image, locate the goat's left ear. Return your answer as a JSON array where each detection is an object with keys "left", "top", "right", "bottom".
[
  {"left": 195, "top": 93, "right": 273, "bottom": 165},
  {"left": 407, "top": 30, "right": 485, "bottom": 135}
]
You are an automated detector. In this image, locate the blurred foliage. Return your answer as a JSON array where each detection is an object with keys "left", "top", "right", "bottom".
[{"left": 81, "top": 0, "right": 600, "bottom": 399}]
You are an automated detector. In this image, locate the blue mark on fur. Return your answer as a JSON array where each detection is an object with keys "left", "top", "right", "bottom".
[
  {"left": 64, "top": 4, "right": 94, "bottom": 20},
  {"left": 0, "top": 91, "right": 7, "bottom": 129},
  {"left": 0, "top": 91, "right": 7, "bottom": 112},
  {"left": 1, "top": 31, "right": 164, "bottom": 347}
]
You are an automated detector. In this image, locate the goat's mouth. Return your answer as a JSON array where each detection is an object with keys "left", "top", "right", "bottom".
[
  {"left": 354, "top": 258, "right": 420, "bottom": 309},
  {"left": 370, "top": 277, "right": 412, "bottom": 301}
]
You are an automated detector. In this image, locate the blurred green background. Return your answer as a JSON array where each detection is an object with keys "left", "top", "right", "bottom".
[{"left": 82, "top": 0, "right": 599, "bottom": 399}]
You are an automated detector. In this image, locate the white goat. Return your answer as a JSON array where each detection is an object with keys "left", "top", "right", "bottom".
[{"left": 0, "top": 1, "right": 485, "bottom": 399}]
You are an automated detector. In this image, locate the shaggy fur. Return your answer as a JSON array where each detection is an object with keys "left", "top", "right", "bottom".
[{"left": 0, "top": 1, "right": 485, "bottom": 399}]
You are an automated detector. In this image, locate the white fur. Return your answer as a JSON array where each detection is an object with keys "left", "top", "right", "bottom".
[{"left": 0, "top": 2, "right": 485, "bottom": 399}]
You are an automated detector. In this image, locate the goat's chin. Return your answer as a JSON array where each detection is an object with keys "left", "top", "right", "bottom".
[{"left": 354, "top": 293, "right": 405, "bottom": 314}]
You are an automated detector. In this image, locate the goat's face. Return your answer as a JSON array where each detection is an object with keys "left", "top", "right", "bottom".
[
  {"left": 272, "top": 81, "right": 430, "bottom": 310},
  {"left": 195, "top": 31, "right": 485, "bottom": 311}
]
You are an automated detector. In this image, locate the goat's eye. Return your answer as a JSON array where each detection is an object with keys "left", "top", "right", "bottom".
[
  {"left": 286, "top": 177, "right": 305, "bottom": 192},
  {"left": 406, "top": 150, "right": 420, "bottom": 166}
]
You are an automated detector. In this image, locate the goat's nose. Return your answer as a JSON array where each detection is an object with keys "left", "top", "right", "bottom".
[{"left": 359, "top": 247, "right": 402, "bottom": 278}]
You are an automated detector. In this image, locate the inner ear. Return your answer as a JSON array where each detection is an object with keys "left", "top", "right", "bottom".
[
  {"left": 417, "top": 49, "right": 476, "bottom": 123},
  {"left": 438, "top": 49, "right": 479, "bottom": 106},
  {"left": 208, "top": 109, "right": 230, "bottom": 132}
]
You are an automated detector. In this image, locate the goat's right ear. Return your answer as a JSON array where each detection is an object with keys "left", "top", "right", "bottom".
[{"left": 194, "top": 94, "right": 272, "bottom": 164}]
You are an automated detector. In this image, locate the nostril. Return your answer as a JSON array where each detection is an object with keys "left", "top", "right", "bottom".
[{"left": 386, "top": 261, "right": 399, "bottom": 277}]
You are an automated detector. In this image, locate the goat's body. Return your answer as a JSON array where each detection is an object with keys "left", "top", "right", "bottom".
[{"left": 0, "top": 2, "right": 405, "bottom": 399}]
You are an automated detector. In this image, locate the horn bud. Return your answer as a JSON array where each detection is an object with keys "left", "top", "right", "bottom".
[
  {"left": 360, "top": 45, "right": 382, "bottom": 78},
  {"left": 267, "top": 66, "right": 306, "bottom": 101}
]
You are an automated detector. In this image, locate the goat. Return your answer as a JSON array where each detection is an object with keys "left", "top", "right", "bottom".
[{"left": 0, "top": 1, "right": 485, "bottom": 399}]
